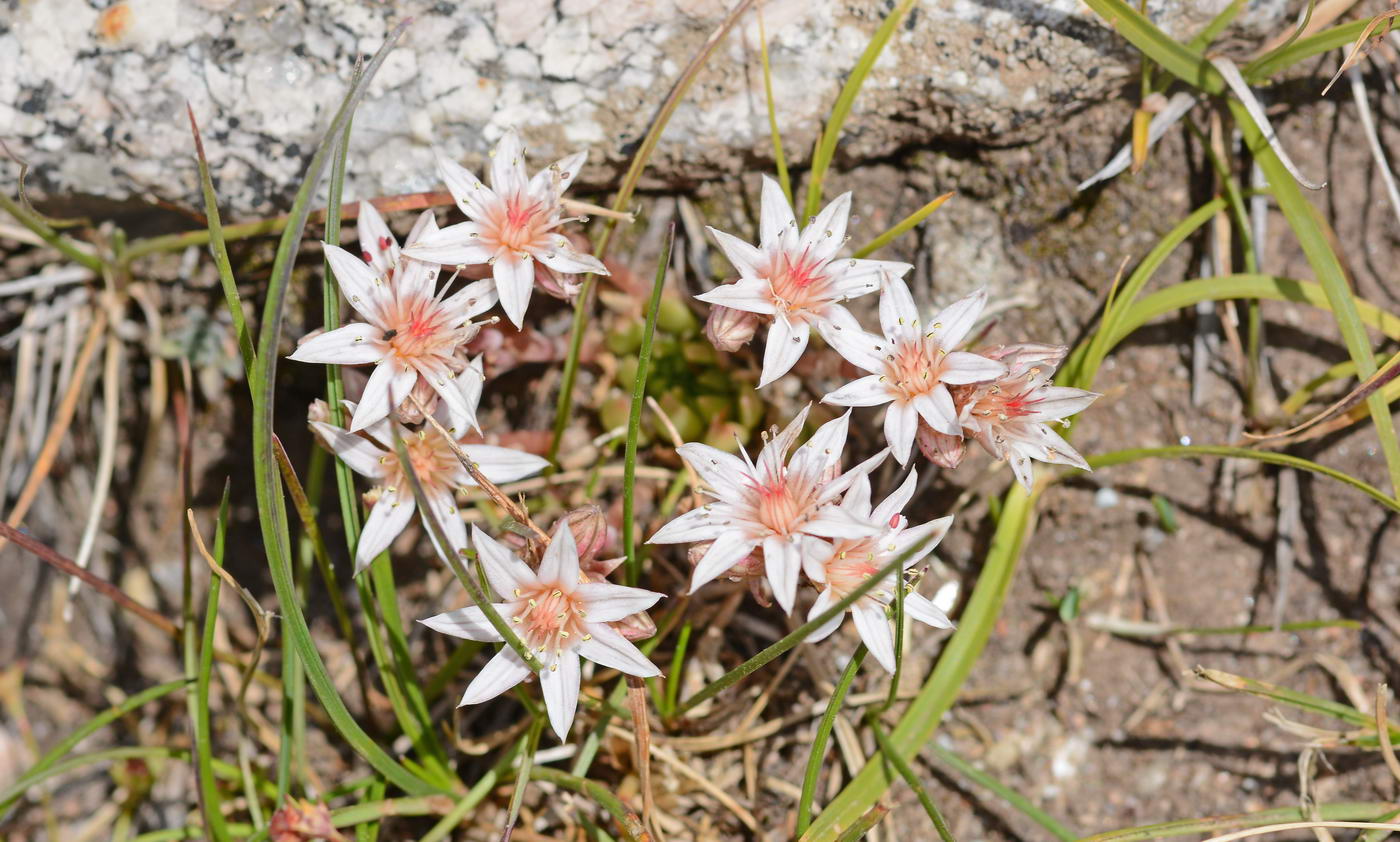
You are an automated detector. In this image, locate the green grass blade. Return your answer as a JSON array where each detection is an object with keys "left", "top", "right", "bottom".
[
  {"left": 245, "top": 21, "right": 435, "bottom": 796},
  {"left": 548, "top": 0, "right": 757, "bottom": 465},
  {"left": 852, "top": 191, "right": 954, "bottom": 259},
  {"left": 530, "top": 767, "right": 648, "bottom": 842},
  {"left": 622, "top": 226, "right": 674, "bottom": 586},
  {"left": 187, "top": 106, "right": 255, "bottom": 381},
  {"left": 1187, "top": 0, "right": 1245, "bottom": 51},
  {"left": 0, "top": 746, "right": 188, "bottom": 807},
  {"left": 497, "top": 717, "right": 545, "bottom": 842},
  {"left": 796, "top": 645, "right": 866, "bottom": 836},
  {"left": 1194, "top": 666, "right": 1387, "bottom": 731},
  {"left": 866, "top": 716, "right": 956, "bottom": 841},
  {"left": 1079, "top": 0, "right": 1224, "bottom": 95},
  {"left": 1077, "top": 801, "right": 1397, "bottom": 841},
  {"left": 757, "top": 5, "right": 793, "bottom": 206},
  {"left": 193, "top": 485, "right": 232, "bottom": 840},
  {"left": 802, "top": 0, "right": 917, "bottom": 221},
  {"left": 1243, "top": 19, "right": 1370, "bottom": 82},
  {"left": 924, "top": 742, "right": 1077, "bottom": 841},
  {"left": 805, "top": 486, "right": 1037, "bottom": 841},
  {"left": 1085, "top": 445, "right": 1398, "bottom": 511},
  {"left": 0, "top": 191, "right": 104, "bottom": 272}
]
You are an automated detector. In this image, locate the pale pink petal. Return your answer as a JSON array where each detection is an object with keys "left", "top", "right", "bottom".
[
  {"left": 929, "top": 288, "right": 987, "bottom": 350},
  {"left": 762, "top": 535, "right": 801, "bottom": 614},
  {"left": 1025, "top": 387, "right": 1100, "bottom": 422},
  {"left": 694, "top": 278, "right": 778, "bottom": 315},
  {"left": 815, "top": 311, "right": 885, "bottom": 374},
  {"left": 798, "top": 191, "right": 852, "bottom": 263},
  {"left": 324, "top": 244, "right": 391, "bottom": 325},
  {"left": 1020, "top": 424, "right": 1090, "bottom": 470},
  {"left": 405, "top": 208, "right": 438, "bottom": 247},
  {"left": 1008, "top": 452, "right": 1036, "bottom": 491},
  {"left": 573, "top": 583, "right": 663, "bottom": 622},
  {"left": 290, "top": 323, "right": 389, "bottom": 364},
  {"left": 395, "top": 258, "right": 441, "bottom": 310},
  {"left": 490, "top": 130, "right": 529, "bottom": 196},
  {"left": 530, "top": 150, "right": 587, "bottom": 200},
  {"left": 802, "top": 541, "right": 834, "bottom": 583},
  {"left": 832, "top": 258, "right": 913, "bottom": 298},
  {"left": 577, "top": 622, "right": 661, "bottom": 676},
  {"left": 539, "top": 524, "right": 581, "bottom": 585},
  {"left": 433, "top": 362, "right": 483, "bottom": 436},
  {"left": 905, "top": 592, "right": 955, "bottom": 629},
  {"left": 356, "top": 200, "right": 400, "bottom": 278},
  {"left": 355, "top": 491, "right": 416, "bottom": 573},
  {"left": 533, "top": 243, "right": 607, "bottom": 276},
  {"left": 539, "top": 649, "right": 580, "bottom": 741},
  {"left": 401, "top": 222, "right": 494, "bottom": 266},
  {"left": 707, "top": 227, "right": 766, "bottom": 277},
  {"left": 690, "top": 531, "right": 761, "bottom": 592},
  {"left": 883, "top": 401, "right": 918, "bottom": 465},
  {"left": 757, "top": 403, "right": 810, "bottom": 477},
  {"left": 415, "top": 360, "right": 477, "bottom": 437},
  {"left": 871, "top": 469, "right": 919, "bottom": 526},
  {"left": 471, "top": 525, "right": 537, "bottom": 599},
  {"left": 456, "top": 444, "right": 549, "bottom": 486},
  {"left": 437, "top": 153, "right": 497, "bottom": 219},
  {"left": 419, "top": 605, "right": 506, "bottom": 642},
  {"left": 674, "top": 443, "right": 749, "bottom": 499},
  {"left": 439, "top": 278, "right": 499, "bottom": 322},
  {"left": 648, "top": 505, "right": 727, "bottom": 544},
  {"left": 853, "top": 603, "right": 896, "bottom": 672},
  {"left": 823, "top": 375, "right": 893, "bottom": 408},
  {"left": 759, "top": 174, "right": 798, "bottom": 246},
  {"left": 458, "top": 647, "right": 532, "bottom": 706},
  {"left": 805, "top": 589, "right": 846, "bottom": 643},
  {"left": 913, "top": 387, "right": 960, "bottom": 436},
  {"left": 940, "top": 351, "right": 1006, "bottom": 385},
  {"left": 350, "top": 363, "right": 417, "bottom": 432},
  {"left": 878, "top": 274, "right": 921, "bottom": 341},
  {"left": 493, "top": 253, "right": 534, "bottom": 328},
  {"left": 309, "top": 421, "right": 387, "bottom": 479},
  {"left": 758, "top": 314, "right": 809, "bottom": 388}
]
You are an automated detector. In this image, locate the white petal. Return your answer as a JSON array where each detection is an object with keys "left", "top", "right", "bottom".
[
  {"left": 310, "top": 421, "right": 386, "bottom": 479},
  {"left": 437, "top": 153, "right": 498, "bottom": 219},
  {"left": 805, "top": 588, "right": 846, "bottom": 643},
  {"left": 289, "top": 324, "right": 389, "bottom": 365},
  {"left": 762, "top": 535, "right": 801, "bottom": 614},
  {"left": 534, "top": 241, "right": 607, "bottom": 275},
  {"left": 823, "top": 374, "right": 893, "bottom": 407},
  {"left": 941, "top": 351, "right": 1006, "bottom": 385},
  {"left": 1026, "top": 387, "right": 1100, "bottom": 423},
  {"left": 491, "top": 129, "right": 529, "bottom": 196},
  {"left": 577, "top": 622, "right": 661, "bottom": 677},
  {"left": 792, "top": 411, "right": 850, "bottom": 477},
  {"left": 417, "top": 361, "right": 477, "bottom": 437},
  {"left": 1025, "top": 424, "right": 1091, "bottom": 471},
  {"left": 694, "top": 277, "right": 777, "bottom": 315},
  {"left": 401, "top": 222, "right": 494, "bottom": 267},
  {"left": 458, "top": 647, "right": 531, "bottom": 706},
  {"left": 840, "top": 473, "right": 874, "bottom": 520},
  {"left": 674, "top": 443, "right": 750, "bottom": 499},
  {"left": 540, "top": 523, "right": 581, "bottom": 585},
  {"left": 852, "top": 603, "right": 896, "bottom": 673},
  {"left": 405, "top": 208, "right": 439, "bottom": 248},
  {"left": 648, "top": 505, "right": 727, "bottom": 544},
  {"left": 458, "top": 444, "right": 550, "bottom": 486},
  {"left": 878, "top": 274, "right": 921, "bottom": 341},
  {"left": 798, "top": 191, "right": 852, "bottom": 263},
  {"left": 395, "top": 258, "right": 441, "bottom": 309},
  {"left": 892, "top": 515, "right": 953, "bottom": 564},
  {"left": 929, "top": 288, "right": 988, "bottom": 350},
  {"left": 422, "top": 488, "right": 468, "bottom": 563},
  {"left": 815, "top": 309, "right": 885, "bottom": 374},
  {"left": 905, "top": 592, "right": 954, "bottom": 630},
  {"left": 1009, "top": 452, "right": 1036, "bottom": 491},
  {"left": 471, "top": 525, "right": 537, "bottom": 599},
  {"left": 690, "top": 531, "right": 761, "bottom": 593},
  {"left": 707, "top": 226, "right": 766, "bottom": 277},
  {"left": 356, "top": 200, "right": 400, "bottom": 278},
  {"left": 832, "top": 258, "right": 913, "bottom": 299},
  {"left": 573, "top": 583, "right": 663, "bottom": 622},
  {"left": 433, "top": 364, "right": 483, "bottom": 436},
  {"left": 439, "top": 278, "right": 499, "bottom": 323},
  {"left": 493, "top": 253, "right": 534, "bottom": 329},
  {"left": 531, "top": 150, "right": 587, "bottom": 199},
  {"left": 355, "top": 492, "right": 416, "bottom": 573},
  {"left": 350, "top": 362, "right": 417, "bottom": 432},
  {"left": 871, "top": 468, "right": 919, "bottom": 526},
  {"left": 540, "top": 649, "right": 581, "bottom": 741},
  {"left": 803, "top": 505, "right": 882, "bottom": 540},
  {"left": 759, "top": 174, "right": 798, "bottom": 246},
  {"left": 820, "top": 448, "right": 890, "bottom": 503},
  {"left": 913, "top": 388, "right": 960, "bottom": 436},
  {"left": 419, "top": 605, "right": 506, "bottom": 642},
  {"left": 758, "top": 314, "right": 809, "bottom": 388},
  {"left": 324, "top": 243, "right": 391, "bottom": 325},
  {"left": 883, "top": 401, "right": 918, "bottom": 465},
  {"left": 755, "top": 403, "right": 810, "bottom": 480}
]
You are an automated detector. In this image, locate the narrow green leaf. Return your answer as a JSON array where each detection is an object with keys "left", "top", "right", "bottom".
[
  {"left": 852, "top": 191, "right": 954, "bottom": 259},
  {"left": 796, "top": 646, "right": 866, "bottom": 836},
  {"left": 193, "top": 485, "right": 232, "bottom": 840},
  {"left": 924, "top": 742, "right": 1077, "bottom": 841},
  {"left": 866, "top": 716, "right": 956, "bottom": 842},
  {"left": 757, "top": 5, "right": 793, "bottom": 206},
  {"left": 1077, "top": 801, "right": 1397, "bottom": 841},
  {"left": 1242, "top": 19, "right": 1370, "bottom": 82}
]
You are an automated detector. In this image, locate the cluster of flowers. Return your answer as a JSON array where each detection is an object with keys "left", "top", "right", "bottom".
[{"left": 289, "top": 131, "right": 1096, "bottom": 739}]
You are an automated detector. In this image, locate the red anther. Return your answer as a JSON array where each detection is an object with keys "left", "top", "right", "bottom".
[
  {"left": 361, "top": 250, "right": 373, "bottom": 263},
  {"left": 378, "top": 236, "right": 392, "bottom": 250},
  {"left": 889, "top": 514, "right": 902, "bottom": 529}
]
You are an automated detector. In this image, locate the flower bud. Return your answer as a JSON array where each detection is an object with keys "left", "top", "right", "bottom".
[
  {"left": 687, "top": 541, "right": 770, "bottom": 607},
  {"left": 917, "top": 424, "right": 966, "bottom": 469},
  {"left": 270, "top": 798, "right": 345, "bottom": 842},
  {"left": 562, "top": 505, "right": 610, "bottom": 566},
  {"left": 613, "top": 610, "right": 658, "bottom": 641},
  {"left": 307, "top": 399, "right": 331, "bottom": 426},
  {"left": 704, "top": 305, "right": 760, "bottom": 352}
]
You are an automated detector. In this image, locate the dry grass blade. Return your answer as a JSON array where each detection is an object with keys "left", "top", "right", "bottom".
[
  {"left": 1246, "top": 349, "right": 1400, "bottom": 444},
  {"left": 1376, "top": 685, "right": 1400, "bottom": 786},
  {"left": 187, "top": 509, "right": 272, "bottom": 708},
  {"left": 1252, "top": 0, "right": 1360, "bottom": 58},
  {"left": 1205, "top": 822, "right": 1400, "bottom": 841},
  {"left": 1348, "top": 68, "right": 1400, "bottom": 232},
  {"left": 1322, "top": 10, "right": 1400, "bottom": 95},
  {"left": 64, "top": 325, "right": 121, "bottom": 619},
  {"left": 626, "top": 676, "right": 664, "bottom": 842},
  {"left": 1078, "top": 92, "right": 1196, "bottom": 191},
  {"left": 1212, "top": 56, "right": 1326, "bottom": 189}
]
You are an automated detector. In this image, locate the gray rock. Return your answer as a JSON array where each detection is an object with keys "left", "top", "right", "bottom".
[{"left": 2, "top": 0, "right": 1283, "bottom": 216}]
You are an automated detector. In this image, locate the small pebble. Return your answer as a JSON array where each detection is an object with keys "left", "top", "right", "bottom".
[{"left": 1093, "top": 486, "right": 1119, "bottom": 508}]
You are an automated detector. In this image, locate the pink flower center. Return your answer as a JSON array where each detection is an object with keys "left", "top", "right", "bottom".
[
  {"left": 969, "top": 377, "right": 1041, "bottom": 423},
  {"left": 744, "top": 468, "right": 822, "bottom": 537},
  {"left": 493, "top": 193, "right": 550, "bottom": 253},
  {"left": 766, "top": 250, "right": 832, "bottom": 314},
  {"left": 508, "top": 583, "right": 589, "bottom": 656},
  {"left": 883, "top": 336, "right": 951, "bottom": 401},
  {"left": 820, "top": 537, "right": 895, "bottom": 605},
  {"left": 381, "top": 431, "right": 458, "bottom": 495},
  {"left": 383, "top": 298, "right": 461, "bottom": 363}
]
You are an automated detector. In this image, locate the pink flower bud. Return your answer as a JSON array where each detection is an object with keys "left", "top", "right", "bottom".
[
  {"left": 917, "top": 424, "right": 967, "bottom": 469},
  {"left": 704, "top": 305, "right": 760, "bottom": 352},
  {"left": 561, "top": 505, "right": 610, "bottom": 567},
  {"left": 687, "top": 541, "right": 771, "bottom": 607}
]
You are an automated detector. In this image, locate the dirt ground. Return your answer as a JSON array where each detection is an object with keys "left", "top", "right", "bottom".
[{"left": 3, "top": 49, "right": 1400, "bottom": 841}]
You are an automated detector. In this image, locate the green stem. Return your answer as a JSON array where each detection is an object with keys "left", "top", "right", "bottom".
[
  {"left": 0, "top": 191, "right": 104, "bottom": 272},
  {"left": 866, "top": 715, "right": 956, "bottom": 841},
  {"left": 796, "top": 645, "right": 866, "bottom": 836}
]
